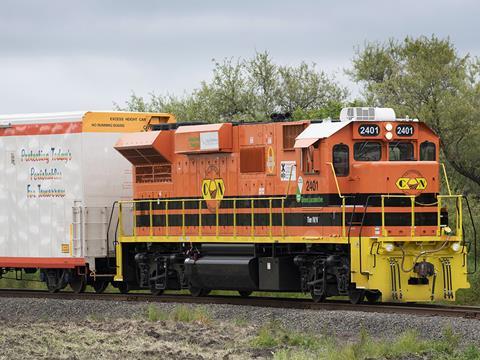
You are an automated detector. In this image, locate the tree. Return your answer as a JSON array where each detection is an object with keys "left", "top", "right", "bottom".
[
  {"left": 247, "top": 51, "right": 279, "bottom": 120},
  {"left": 115, "top": 51, "right": 348, "bottom": 123},
  {"left": 350, "top": 35, "right": 480, "bottom": 192},
  {"left": 277, "top": 62, "right": 347, "bottom": 115}
]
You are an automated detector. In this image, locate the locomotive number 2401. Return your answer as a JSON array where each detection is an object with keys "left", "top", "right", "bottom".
[{"left": 358, "top": 124, "right": 380, "bottom": 136}]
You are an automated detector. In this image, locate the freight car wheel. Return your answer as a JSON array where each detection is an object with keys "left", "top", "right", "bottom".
[
  {"left": 365, "top": 290, "right": 381, "bottom": 304},
  {"left": 93, "top": 281, "right": 109, "bottom": 294},
  {"left": 47, "top": 286, "right": 60, "bottom": 293},
  {"left": 349, "top": 289, "right": 365, "bottom": 304},
  {"left": 238, "top": 291, "right": 252, "bottom": 298},
  {"left": 69, "top": 276, "right": 87, "bottom": 294}
]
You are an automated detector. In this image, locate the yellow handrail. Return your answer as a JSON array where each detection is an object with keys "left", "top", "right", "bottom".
[
  {"left": 437, "top": 195, "right": 463, "bottom": 237},
  {"left": 441, "top": 163, "right": 452, "bottom": 196},
  {"left": 327, "top": 162, "right": 346, "bottom": 237},
  {"left": 381, "top": 194, "right": 463, "bottom": 239},
  {"left": 380, "top": 195, "right": 415, "bottom": 237},
  {"left": 118, "top": 196, "right": 287, "bottom": 242},
  {"left": 149, "top": 202, "right": 153, "bottom": 238}
]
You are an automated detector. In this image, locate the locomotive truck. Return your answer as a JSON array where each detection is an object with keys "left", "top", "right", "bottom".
[{"left": 0, "top": 107, "right": 475, "bottom": 303}]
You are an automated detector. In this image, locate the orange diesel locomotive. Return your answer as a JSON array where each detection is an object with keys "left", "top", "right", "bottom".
[{"left": 113, "top": 107, "right": 474, "bottom": 303}]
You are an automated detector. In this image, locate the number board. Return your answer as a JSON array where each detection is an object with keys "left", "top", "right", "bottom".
[
  {"left": 396, "top": 124, "right": 414, "bottom": 137},
  {"left": 358, "top": 124, "right": 380, "bottom": 137}
]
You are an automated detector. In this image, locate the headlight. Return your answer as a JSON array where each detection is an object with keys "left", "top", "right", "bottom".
[
  {"left": 383, "top": 243, "right": 394, "bottom": 252},
  {"left": 451, "top": 243, "right": 462, "bottom": 252}
]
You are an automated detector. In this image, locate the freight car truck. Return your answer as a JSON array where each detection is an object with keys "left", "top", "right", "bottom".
[{"left": 0, "top": 111, "right": 175, "bottom": 292}]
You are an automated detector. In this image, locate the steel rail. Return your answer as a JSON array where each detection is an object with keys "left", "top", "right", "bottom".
[{"left": 0, "top": 289, "right": 479, "bottom": 320}]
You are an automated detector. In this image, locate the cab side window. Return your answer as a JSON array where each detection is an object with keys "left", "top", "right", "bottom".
[
  {"left": 333, "top": 144, "right": 349, "bottom": 176},
  {"left": 353, "top": 142, "right": 381, "bottom": 161},
  {"left": 420, "top": 141, "right": 436, "bottom": 161}
]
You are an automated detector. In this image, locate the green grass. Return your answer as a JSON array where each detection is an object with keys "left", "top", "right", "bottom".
[
  {"left": 251, "top": 320, "right": 319, "bottom": 349},
  {"left": 251, "top": 322, "right": 480, "bottom": 360},
  {"left": 0, "top": 271, "right": 46, "bottom": 290},
  {"left": 147, "top": 304, "right": 211, "bottom": 324}
]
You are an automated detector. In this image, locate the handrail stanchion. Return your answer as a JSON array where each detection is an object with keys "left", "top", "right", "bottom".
[
  {"left": 233, "top": 199, "right": 237, "bottom": 240},
  {"left": 133, "top": 202, "right": 137, "bottom": 237},
  {"left": 198, "top": 199, "right": 202, "bottom": 240},
  {"left": 281, "top": 198, "right": 285, "bottom": 240},
  {"left": 410, "top": 196, "right": 415, "bottom": 237},
  {"left": 149, "top": 201, "right": 153, "bottom": 239},
  {"left": 251, "top": 199, "right": 254, "bottom": 241},
  {"left": 269, "top": 198, "right": 273, "bottom": 240},
  {"left": 457, "top": 196, "right": 463, "bottom": 237},
  {"left": 118, "top": 202, "right": 123, "bottom": 238},
  {"left": 437, "top": 196, "right": 442, "bottom": 236},
  {"left": 182, "top": 200, "right": 185, "bottom": 240},
  {"left": 441, "top": 163, "right": 452, "bottom": 196},
  {"left": 327, "top": 162, "right": 346, "bottom": 237},
  {"left": 381, "top": 196, "right": 386, "bottom": 236},
  {"left": 216, "top": 201, "right": 219, "bottom": 240},
  {"left": 165, "top": 201, "right": 169, "bottom": 239}
]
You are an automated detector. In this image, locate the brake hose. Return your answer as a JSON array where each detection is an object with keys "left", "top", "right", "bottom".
[{"left": 399, "top": 238, "right": 450, "bottom": 273}]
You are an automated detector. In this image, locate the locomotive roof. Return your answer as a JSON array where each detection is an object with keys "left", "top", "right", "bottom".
[
  {"left": 0, "top": 111, "right": 89, "bottom": 125},
  {"left": 0, "top": 111, "right": 176, "bottom": 126},
  {"left": 295, "top": 120, "right": 352, "bottom": 145}
]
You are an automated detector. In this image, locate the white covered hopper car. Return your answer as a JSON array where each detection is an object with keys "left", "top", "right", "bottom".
[{"left": 0, "top": 111, "right": 175, "bottom": 292}]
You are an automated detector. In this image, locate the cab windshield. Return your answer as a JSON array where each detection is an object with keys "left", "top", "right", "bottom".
[{"left": 389, "top": 142, "right": 414, "bottom": 161}]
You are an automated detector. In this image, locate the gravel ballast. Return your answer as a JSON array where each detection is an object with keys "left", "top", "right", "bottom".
[{"left": 0, "top": 296, "right": 479, "bottom": 344}]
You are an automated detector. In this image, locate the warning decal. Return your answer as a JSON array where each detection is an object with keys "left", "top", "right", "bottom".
[{"left": 280, "top": 161, "right": 296, "bottom": 182}]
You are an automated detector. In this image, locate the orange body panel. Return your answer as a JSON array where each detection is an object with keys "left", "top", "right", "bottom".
[
  {"left": 115, "top": 119, "right": 442, "bottom": 239},
  {"left": 125, "top": 120, "right": 439, "bottom": 200}
]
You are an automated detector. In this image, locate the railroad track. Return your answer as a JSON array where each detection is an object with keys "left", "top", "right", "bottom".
[{"left": 1, "top": 289, "right": 479, "bottom": 320}]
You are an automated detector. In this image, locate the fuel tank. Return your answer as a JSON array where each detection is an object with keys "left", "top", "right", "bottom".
[{"left": 184, "top": 256, "right": 258, "bottom": 290}]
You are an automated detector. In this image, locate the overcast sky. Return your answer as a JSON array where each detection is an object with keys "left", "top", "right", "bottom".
[{"left": 0, "top": 0, "right": 478, "bottom": 114}]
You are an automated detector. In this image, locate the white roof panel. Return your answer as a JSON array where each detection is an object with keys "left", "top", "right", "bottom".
[
  {"left": 0, "top": 111, "right": 89, "bottom": 125},
  {"left": 295, "top": 120, "right": 351, "bottom": 143}
]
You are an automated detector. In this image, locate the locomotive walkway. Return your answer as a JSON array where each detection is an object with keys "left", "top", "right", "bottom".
[{"left": 1, "top": 289, "right": 479, "bottom": 320}]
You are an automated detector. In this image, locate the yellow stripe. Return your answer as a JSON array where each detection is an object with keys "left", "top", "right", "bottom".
[
  {"left": 118, "top": 235, "right": 349, "bottom": 244},
  {"left": 117, "top": 234, "right": 460, "bottom": 244}
]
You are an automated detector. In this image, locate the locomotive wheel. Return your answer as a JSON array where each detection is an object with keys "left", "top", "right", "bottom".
[
  {"left": 349, "top": 289, "right": 365, "bottom": 304},
  {"left": 150, "top": 288, "right": 164, "bottom": 296},
  {"left": 365, "top": 290, "right": 381, "bottom": 304},
  {"left": 117, "top": 282, "right": 130, "bottom": 294},
  {"left": 93, "top": 281, "right": 109, "bottom": 294},
  {"left": 189, "top": 286, "right": 210, "bottom": 297},
  {"left": 238, "top": 290, "right": 252, "bottom": 298},
  {"left": 310, "top": 289, "right": 326, "bottom": 303},
  {"left": 149, "top": 270, "right": 165, "bottom": 296},
  {"left": 69, "top": 276, "right": 87, "bottom": 294}
]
